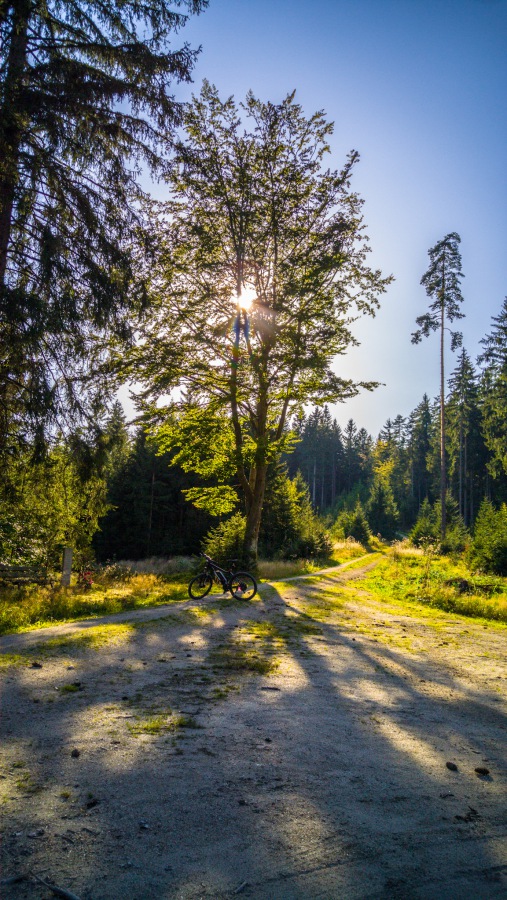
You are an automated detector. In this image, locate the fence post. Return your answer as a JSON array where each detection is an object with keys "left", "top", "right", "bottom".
[{"left": 61, "top": 548, "right": 73, "bottom": 587}]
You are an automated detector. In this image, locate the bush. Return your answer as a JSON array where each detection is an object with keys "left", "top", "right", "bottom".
[
  {"left": 202, "top": 513, "right": 247, "bottom": 567},
  {"left": 333, "top": 500, "right": 371, "bottom": 546},
  {"left": 466, "top": 500, "right": 507, "bottom": 575}
]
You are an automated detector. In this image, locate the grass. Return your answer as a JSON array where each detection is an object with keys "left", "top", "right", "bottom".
[
  {"left": 209, "top": 638, "right": 277, "bottom": 675},
  {"left": 0, "top": 544, "right": 374, "bottom": 636},
  {"left": 127, "top": 711, "right": 201, "bottom": 737},
  {"left": 0, "top": 574, "right": 191, "bottom": 635},
  {"left": 357, "top": 548, "right": 507, "bottom": 624},
  {"left": 257, "top": 540, "right": 367, "bottom": 581}
]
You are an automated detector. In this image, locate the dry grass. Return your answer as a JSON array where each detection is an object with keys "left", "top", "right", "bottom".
[
  {"left": 114, "top": 556, "right": 196, "bottom": 575},
  {"left": 258, "top": 540, "right": 366, "bottom": 581},
  {"left": 0, "top": 575, "right": 189, "bottom": 635}
]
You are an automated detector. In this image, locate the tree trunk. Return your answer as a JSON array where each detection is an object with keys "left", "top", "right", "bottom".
[
  {"left": 440, "top": 287, "right": 446, "bottom": 539},
  {"left": 147, "top": 468, "right": 155, "bottom": 556},
  {"left": 0, "top": 0, "right": 31, "bottom": 286},
  {"left": 458, "top": 420, "right": 463, "bottom": 519},
  {"left": 243, "top": 462, "right": 268, "bottom": 568},
  {"left": 463, "top": 432, "right": 468, "bottom": 526}
]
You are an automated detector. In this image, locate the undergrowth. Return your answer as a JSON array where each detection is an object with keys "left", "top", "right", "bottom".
[
  {"left": 0, "top": 546, "right": 373, "bottom": 635},
  {"left": 360, "top": 550, "right": 507, "bottom": 624},
  {"left": 0, "top": 574, "right": 189, "bottom": 635}
]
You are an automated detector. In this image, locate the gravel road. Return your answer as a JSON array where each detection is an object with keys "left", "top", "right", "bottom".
[{"left": 1, "top": 560, "right": 506, "bottom": 899}]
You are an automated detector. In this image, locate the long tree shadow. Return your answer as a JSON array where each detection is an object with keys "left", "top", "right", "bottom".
[{"left": 1, "top": 577, "right": 506, "bottom": 899}]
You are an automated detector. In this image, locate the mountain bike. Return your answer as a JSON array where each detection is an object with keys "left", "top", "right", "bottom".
[{"left": 188, "top": 553, "right": 257, "bottom": 601}]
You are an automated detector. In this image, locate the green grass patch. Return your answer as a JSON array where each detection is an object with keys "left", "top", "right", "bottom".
[
  {"left": 0, "top": 575, "right": 190, "bottom": 635},
  {"left": 127, "top": 711, "right": 201, "bottom": 737},
  {"left": 127, "top": 715, "right": 171, "bottom": 736},
  {"left": 210, "top": 641, "right": 276, "bottom": 675},
  {"left": 357, "top": 552, "right": 507, "bottom": 624}
]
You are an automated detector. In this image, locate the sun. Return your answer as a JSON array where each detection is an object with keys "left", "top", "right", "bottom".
[{"left": 237, "top": 285, "right": 256, "bottom": 311}]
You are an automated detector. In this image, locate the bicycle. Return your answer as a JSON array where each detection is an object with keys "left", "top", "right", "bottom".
[{"left": 188, "top": 553, "right": 257, "bottom": 601}]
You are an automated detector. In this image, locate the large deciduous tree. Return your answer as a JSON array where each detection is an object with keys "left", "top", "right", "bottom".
[
  {"left": 412, "top": 232, "right": 464, "bottom": 538},
  {"left": 132, "top": 83, "right": 391, "bottom": 563},
  {"left": 0, "top": 0, "right": 207, "bottom": 456}
]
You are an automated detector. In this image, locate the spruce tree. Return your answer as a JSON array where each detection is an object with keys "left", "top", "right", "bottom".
[
  {"left": 478, "top": 297, "right": 507, "bottom": 477},
  {"left": 447, "top": 349, "right": 485, "bottom": 524},
  {"left": 407, "top": 394, "right": 433, "bottom": 509},
  {"left": 412, "top": 233, "right": 465, "bottom": 537},
  {"left": 366, "top": 474, "right": 399, "bottom": 540},
  {"left": 0, "top": 0, "right": 207, "bottom": 451}
]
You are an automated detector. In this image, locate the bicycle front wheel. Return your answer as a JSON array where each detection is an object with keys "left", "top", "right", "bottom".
[
  {"left": 229, "top": 572, "right": 257, "bottom": 600},
  {"left": 188, "top": 573, "right": 213, "bottom": 600}
]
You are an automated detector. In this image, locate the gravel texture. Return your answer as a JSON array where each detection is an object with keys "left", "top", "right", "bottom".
[{"left": 1, "top": 560, "right": 506, "bottom": 899}]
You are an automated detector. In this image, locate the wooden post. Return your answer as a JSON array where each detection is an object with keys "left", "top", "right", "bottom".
[{"left": 61, "top": 548, "right": 73, "bottom": 586}]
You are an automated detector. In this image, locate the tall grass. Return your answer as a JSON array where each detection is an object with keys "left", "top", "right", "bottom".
[
  {"left": 257, "top": 539, "right": 368, "bottom": 581},
  {"left": 0, "top": 574, "right": 189, "bottom": 635},
  {"left": 112, "top": 556, "right": 196, "bottom": 576},
  {"left": 361, "top": 548, "right": 507, "bottom": 624}
]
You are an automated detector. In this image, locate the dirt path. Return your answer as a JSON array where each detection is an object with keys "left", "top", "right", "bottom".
[
  {"left": 0, "top": 556, "right": 374, "bottom": 654},
  {"left": 1, "top": 561, "right": 506, "bottom": 899}
]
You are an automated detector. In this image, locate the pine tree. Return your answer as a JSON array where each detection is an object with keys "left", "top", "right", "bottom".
[
  {"left": 478, "top": 297, "right": 507, "bottom": 477},
  {"left": 447, "top": 349, "right": 485, "bottom": 525},
  {"left": 0, "top": 0, "right": 206, "bottom": 451},
  {"left": 412, "top": 233, "right": 465, "bottom": 537}
]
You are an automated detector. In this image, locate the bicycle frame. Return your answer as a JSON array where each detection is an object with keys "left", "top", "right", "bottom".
[
  {"left": 204, "top": 559, "right": 232, "bottom": 590},
  {"left": 202, "top": 555, "right": 233, "bottom": 589}
]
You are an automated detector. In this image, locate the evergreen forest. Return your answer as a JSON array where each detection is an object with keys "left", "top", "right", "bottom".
[{"left": 2, "top": 0, "right": 507, "bottom": 583}]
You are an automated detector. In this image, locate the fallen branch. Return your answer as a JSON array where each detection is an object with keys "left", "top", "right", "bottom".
[{"left": 30, "top": 872, "right": 82, "bottom": 900}]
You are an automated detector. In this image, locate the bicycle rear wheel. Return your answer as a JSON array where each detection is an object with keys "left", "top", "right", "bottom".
[
  {"left": 229, "top": 572, "right": 257, "bottom": 600},
  {"left": 188, "top": 573, "right": 213, "bottom": 600}
]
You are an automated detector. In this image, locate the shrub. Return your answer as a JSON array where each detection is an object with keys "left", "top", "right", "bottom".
[{"left": 466, "top": 500, "right": 507, "bottom": 575}]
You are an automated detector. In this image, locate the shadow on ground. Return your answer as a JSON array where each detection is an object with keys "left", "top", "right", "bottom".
[{"left": 1, "top": 569, "right": 506, "bottom": 899}]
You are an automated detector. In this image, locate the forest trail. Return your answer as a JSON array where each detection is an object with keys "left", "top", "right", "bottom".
[
  {"left": 0, "top": 554, "right": 379, "bottom": 654},
  {"left": 1, "top": 559, "right": 506, "bottom": 899}
]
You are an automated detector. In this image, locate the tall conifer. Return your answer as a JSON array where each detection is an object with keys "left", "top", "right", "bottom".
[
  {"left": 0, "top": 0, "right": 207, "bottom": 451},
  {"left": 412, "top": 233, "right": 465, "bottom": 537}
]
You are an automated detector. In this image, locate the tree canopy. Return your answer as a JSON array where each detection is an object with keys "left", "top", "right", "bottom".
[{"left": 130, "top": 83, "right": 391, "bottom": 560}]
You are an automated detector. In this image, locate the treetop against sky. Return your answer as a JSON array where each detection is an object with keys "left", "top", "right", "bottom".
[{"left": 122, "top": 0, "right": 506, "bottom": 436}]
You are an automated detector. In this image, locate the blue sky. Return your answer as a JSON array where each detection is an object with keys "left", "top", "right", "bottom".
[{"left": 137, "top": 0, "right": 507, "bottom": 436}]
